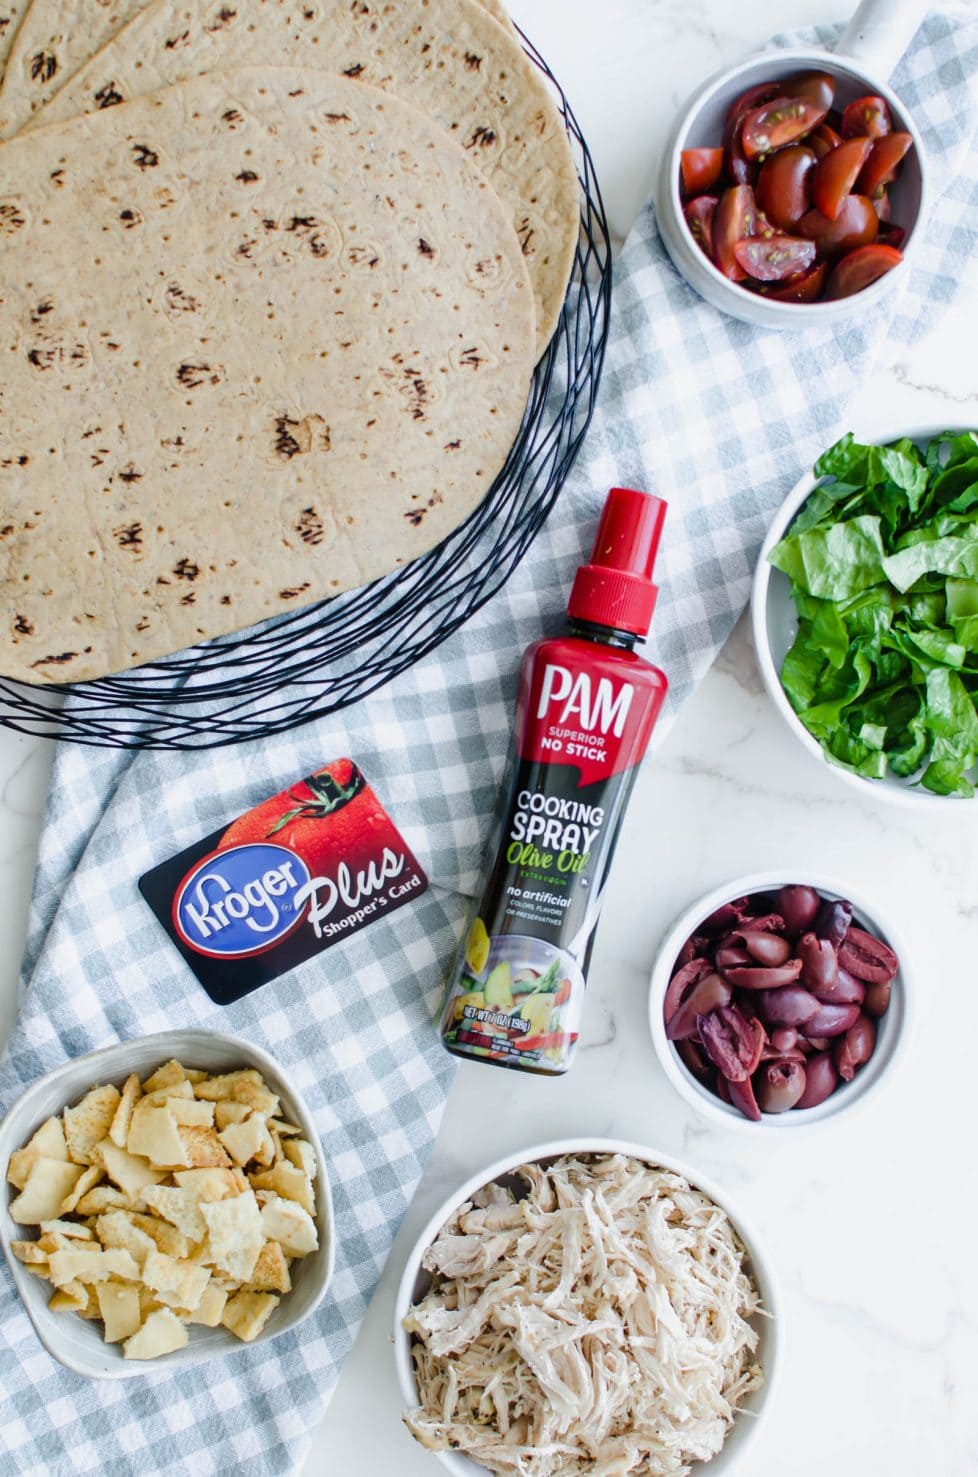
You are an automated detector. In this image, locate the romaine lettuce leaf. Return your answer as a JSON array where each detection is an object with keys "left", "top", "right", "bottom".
[{"left": 769, "top": 516, "right": 886, "bottom": 600}]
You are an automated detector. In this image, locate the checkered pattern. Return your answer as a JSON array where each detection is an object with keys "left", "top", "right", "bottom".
[{"left": 2, "top": 13, "right": 977, "bottom": 1474}]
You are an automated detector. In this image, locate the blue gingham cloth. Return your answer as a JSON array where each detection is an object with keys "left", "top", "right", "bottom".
[{"left": 2, "top": 13, "right": 977, "bottom": 1474}]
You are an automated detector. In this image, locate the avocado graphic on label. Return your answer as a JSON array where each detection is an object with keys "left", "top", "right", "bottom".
[{"left": 484, "top": 961, "right": 514, "bottom": 1012}]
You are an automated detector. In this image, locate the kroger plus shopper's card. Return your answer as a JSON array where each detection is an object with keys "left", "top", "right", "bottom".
[{"left": 139, "top": 760, "right": 428, "bottom": 1004}]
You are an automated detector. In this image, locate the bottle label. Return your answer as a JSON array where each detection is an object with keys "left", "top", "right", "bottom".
[
  {"left": 522, "top": 660, "right": 646, "bottom": 785},
  {"left": 440, "top": 643, "right": 664, "bottom": 1074}
]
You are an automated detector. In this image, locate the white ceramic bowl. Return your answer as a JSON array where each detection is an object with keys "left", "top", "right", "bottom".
[
  {"left": 655, "top": 46, "right": 927, "bottom": 329},
  {"left": 751, "top": 422, "right": 975, "bottom": 810},
  {"left": 394, "top": 1137, "right": 780, "bottom": 1475},
  {"left": 0, "top": 1029, "right": 335, "bottom": 1378},
  {"left": 649, "top": 871, "right": 912, "bottom": 1135}
]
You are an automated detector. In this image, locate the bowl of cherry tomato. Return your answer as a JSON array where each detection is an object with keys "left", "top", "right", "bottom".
[{"left": 657, "top": 50, "right": 926, "bottom": 327}]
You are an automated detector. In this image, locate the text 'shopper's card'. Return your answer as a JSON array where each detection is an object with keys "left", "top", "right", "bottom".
[{"left": 139, "top": 760, "right": 428, "bottom": 1004}]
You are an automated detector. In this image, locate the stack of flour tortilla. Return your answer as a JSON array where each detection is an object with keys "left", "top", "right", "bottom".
[{"left": 0, "top": 0, "right": 579, "bottom": 684}]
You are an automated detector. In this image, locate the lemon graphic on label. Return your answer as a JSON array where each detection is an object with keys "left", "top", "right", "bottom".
[
  {"left": 518, "top": 994, "right": 552, "bottom": 1037},
  {"left": 465, "top": 917, "right": 491, "bottom": 976}
]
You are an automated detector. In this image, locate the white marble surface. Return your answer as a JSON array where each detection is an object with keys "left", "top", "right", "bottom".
[{"left": 2, "top": 0, "right": 977, "bottom": 1472}]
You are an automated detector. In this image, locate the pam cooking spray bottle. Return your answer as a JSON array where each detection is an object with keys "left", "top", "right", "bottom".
[{"left": 439, "top": 487, "right": 669, "bottom": 1075}]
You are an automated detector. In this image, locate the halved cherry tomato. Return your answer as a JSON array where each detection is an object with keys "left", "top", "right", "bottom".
[
  {"left": 684, "top": 195, "right": 718, "bottom": 261},
  {"left": 681, "top": 147, "right": 725, "bottom": 196},
  {"left": 726, "top": 126, "right": 757, "bottom": 186},
  {"left": 756, "top": 145, "right": 816, "bottom": 230},
  {"left": 724, "top": 83, "right": 785, "bottom": 150},
  {"left": 734, "top": 235, "right": 816, "bottom": 281},
  {"left": 757, "top": 260, "right": 829, "bottom": 301},
  {"left": 724, "top": 83, "right": 783, "bottom": 183},
  {"left": 878, "top": 221, "right": 907, "bottom": 250},
  {"left": 789, "top": 71, "right": 836, "bottom": 113},
  {"left": 742, "top": 96, "right": 829, "bottom": 158},
  {"left": 856, "top": 132, "right": 913, "bottom": 195},
  {"left": 825, "top": 242, "right": 903, "bottom": 299},
  {"left": 712, "top": 184, "right": 759, "bottom": 279},
  {"left": 811, "top": 136, "right": 872, "bottom": 220},
  {"left": 808, "top": 122, "right": 842, "bottom": 160},
  {"left": 841, "top": 94, "right": 891, "bottom": 139},
  {"left": 799, "top": 195, "right": 878, "bottom": 257}
]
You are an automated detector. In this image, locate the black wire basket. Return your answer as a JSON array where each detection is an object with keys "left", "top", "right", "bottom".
[{"left": 0, "top": 34, "right": 612, "bottom": 751}]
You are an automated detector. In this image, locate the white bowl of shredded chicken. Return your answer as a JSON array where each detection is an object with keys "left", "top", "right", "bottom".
[{"left": 394, "top": 1141, "right": 779, "bottom": 1476}]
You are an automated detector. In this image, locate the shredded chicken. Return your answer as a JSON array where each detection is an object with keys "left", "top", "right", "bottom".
[{"left": 403, "top": 1154, "right": 764, "bottom": 1475}]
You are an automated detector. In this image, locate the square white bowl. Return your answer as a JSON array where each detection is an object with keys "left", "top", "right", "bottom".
[{"left": 0, "top": 1028, "right": 334, "bottom": 1378}]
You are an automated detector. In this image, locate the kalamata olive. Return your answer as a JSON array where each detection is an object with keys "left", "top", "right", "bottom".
[
  {"left": 838, "top": 926, "right": 899, "bottom": 984},
  {"left": 834, "top": 1014, "right": 877, "bottom": 1081},
  {"left": 795, "top": 1051, "right": 839, "bottom": 1109},
  {"left": 756, "top": 985, "right": 820, "bottom": 1027},
  {"left": 745, "top": 1017, "right": 767, "bottom": 1073},
  {"left": 722, "top": 959, "right": 804, "bottom": 990},
  {"left": 863, "top": 980, "right": 892, "bottom": 1017},
  {"left": 813, "top": 898, "right": 853, "bottom": 945},
  {"left": 761, "top": 1043, "right": 807, "bottom": 1064},
  {"left": 811, "top": 964, "right": 865, "bottom": 1007},
  {"left": 804, "top": 1001, "right": 861, "bottom": 1037},
  {"left": 739, "top": 912, "right": 785, "bottom": 934},
  {"left": 733, "top": 929, "right": 793, "bottom": 967},
  {"left": 775, "top": 884, "right": 821, "bottom": 937},
  {"left": 677, "top": 1038, "right": 713, "bottom": 1082},
  {"left": 755, "top": 1059, "right": 807, "bottom": 1113},
  {"left": 771, "top": 1027, "right": 799, "bottom": 1053},
  {"left": 664, "top": 957, "right": 714, "bottom": 1023},
  {"left": 665, "top": 972, "right": 732, "bottom": 1040},
  {"left": 674, "top": 937, "right": 698, "bottom": 970},
  {"left": 715, "top": 942, "right": 751, "bottom": 972},
  {"left": 796, "top": 932, "right": 839, "bottom": 993},
  {"left": 701, "top": 897, "right": 750, "bottom": 932},
  {"left": 698, "top": 1006, "right": 766, "bottom": 1082},
  {"left": 728, "top": 1075, "right": 762, "bottom": 1122}
]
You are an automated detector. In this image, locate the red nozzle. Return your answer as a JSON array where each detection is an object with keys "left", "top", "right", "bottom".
[{"left": 567, "top": 487, "right": 667, "bottom": 637}]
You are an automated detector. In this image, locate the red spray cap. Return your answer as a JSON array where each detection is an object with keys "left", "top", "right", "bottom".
[{"left": 567, "top": 487, "right": 667, "bottom": 637}]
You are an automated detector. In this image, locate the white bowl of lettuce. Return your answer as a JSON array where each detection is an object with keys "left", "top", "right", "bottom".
[{"left": 752, "top": 426, "right": 978, "bottom": 808}]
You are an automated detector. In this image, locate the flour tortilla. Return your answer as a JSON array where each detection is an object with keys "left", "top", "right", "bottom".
[
  {"left": 477, "top": 0, "right": 517, "bottom": 38},
  {"left": 0, "top": 68, "right": 536, "bottom": 684},
  {"left": 0, "top": 0, "right": 150, "bottom": 134},
  {"left": 0, "top": 0, "right": 28, "bottom": 85},
  {"left": 0, "top": 0, "right": 515, "bottom": 136},
  {"left": 28, "top": 0, "right": 579, "bottom": 353}
]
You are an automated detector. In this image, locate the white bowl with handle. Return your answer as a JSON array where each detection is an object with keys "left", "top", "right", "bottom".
[
  {"left": 656, "top": 0, "right": 928, "bottom": 328},
  {"left": 394, "top": 1137, "right": 780, "bottom": 1475},
  {"left": 0, "top": 1028, "right": 334, "bottom": 1378}
]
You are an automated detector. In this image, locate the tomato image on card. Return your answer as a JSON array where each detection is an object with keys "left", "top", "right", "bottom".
[{"left": 139, "top": 760, "right": 428, "bottom": 1003}]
